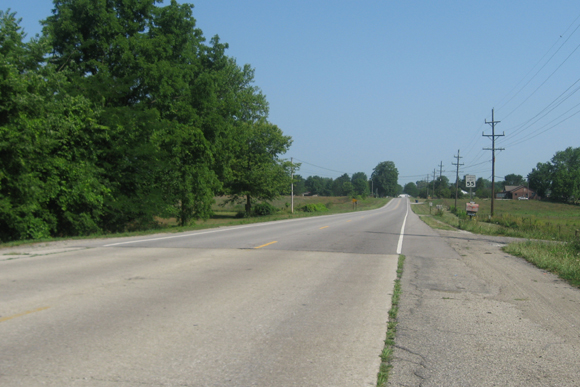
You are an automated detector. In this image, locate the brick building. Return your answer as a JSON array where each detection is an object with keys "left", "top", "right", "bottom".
[{"left": 496, "top": 185, "right": 539, "bottom": 200}]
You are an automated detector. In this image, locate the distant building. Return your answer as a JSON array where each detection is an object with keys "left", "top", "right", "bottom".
[{"left": 496, "top": 185, "right": 539, "bottom": 200}]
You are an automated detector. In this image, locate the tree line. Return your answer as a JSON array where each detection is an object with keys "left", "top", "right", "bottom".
[
  {"left": 0, "top": 3, "right": 403, "bottom": 243},
  {"left": 402, "top": 146, "right": 580, "bottom": 203},
  {"left": 0, "top": 2, "right": 292, "bottom": 242},
  {"left": 293, "top": 161, "right": 400, "bottom": 198}
]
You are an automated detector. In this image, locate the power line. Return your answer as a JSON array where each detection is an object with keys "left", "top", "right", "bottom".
[{"left": 497, "top": 13, "right": 580, "bottom": 116}]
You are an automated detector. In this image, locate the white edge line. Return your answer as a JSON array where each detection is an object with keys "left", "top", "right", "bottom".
[
  {"left": 396, "top": 199, "right": 409, "bottom": 254},
  {"left": 104, "top": 198, "right": 398, "bottom": 247}
]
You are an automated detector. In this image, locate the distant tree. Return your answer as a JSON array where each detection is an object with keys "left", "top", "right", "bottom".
[
  {"left": 342, "top": 181, "right": 354, "bottom": 197},
  {"left": 403, "top": 182, "right": 419, "bottom": 197},
  {"left": 305, "top": 176, "right": 323, "bottom": 195},
  {"left": 371, "top": 161, "right": 399, "bottom": 197},
  {"left": 549, "top": 147, "right": 580, "bottom": 203},
  {"left": 528, "top": 162, "right": 552, "bottom": 198},
  {"left": 225, "top": 120, "right": 292, "bottom": 215},
  {"left": 351, "top": 172, "right": 369, "bottom": 197},
  {"left": 396, "top": 184, "right": 404, "bottom": 196},
  {"left": 332, "top": 173, "right": 351, "bottom": 196},
  {"left": 293, "top": 174, "right": 306, "bottom": 196},
  {"left": 434, "top": 176, "right": 450, "bottom": 198},
  {"left": 503, "top": 174, "right": 526, "bottom": 188}
]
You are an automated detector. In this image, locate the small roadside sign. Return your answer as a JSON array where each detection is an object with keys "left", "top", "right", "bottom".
[{"left": 465, "top": 175, "right": 476, "bottom": 188}]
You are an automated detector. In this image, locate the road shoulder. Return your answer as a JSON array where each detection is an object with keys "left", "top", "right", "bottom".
[{"left": 389, "top": 213, "right": 580, "bottom": 386}]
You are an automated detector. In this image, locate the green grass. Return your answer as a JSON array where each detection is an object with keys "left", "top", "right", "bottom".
[
  {"left": 413, "top": 198, "right": 580, "bottom": 242},
  {"left": 1, "top": 196, "right": 390, "bottom": 248},
  {"left": 377, "top": 254, "right": 405, "bottom": 387},
  {"left": 503, "top": 240, "right": 580, "bottom": 288}
]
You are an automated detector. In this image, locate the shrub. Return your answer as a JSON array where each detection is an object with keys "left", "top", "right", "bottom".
[
  {"left": 302, "top": 203, "right": 329, "bottom": 212},
  {"left": 253, "top": 202, "right": 278, "bottom": 216}
]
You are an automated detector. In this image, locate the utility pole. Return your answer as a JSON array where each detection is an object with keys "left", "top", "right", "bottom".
[
  {"left": 426, "top": 174, "right": 430, "bottom": 198},
  {"left": 452, "top": 149, "right": 464, "bottom": 210},
  {"left": 291, "top": 157, "right": 294, "bottom": 214},
  {"left": 432, "top": 169, "right": 437, "bottom": 198},
  {"left": 439, "top": 161, "right": 444, "bottom": 180},
  {"left": 483, "top": 108, "right": 504, "bottom": 217}
]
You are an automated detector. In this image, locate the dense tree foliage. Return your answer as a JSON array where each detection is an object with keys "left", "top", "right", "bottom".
[
  {"left": 403, "top": 182, "right": 418, "bottom": 197},
  {"left": 0, "top": 3, "right": 292, "bottom": 241},
  {"left": 528, "top": 147, "right": 580, "bottom": 203},
  {"left": 371, "top": 161, "right": 399, "bottom": 197},
  {"left": 351, "top": 172, "right": 369, "bottom": 197}
]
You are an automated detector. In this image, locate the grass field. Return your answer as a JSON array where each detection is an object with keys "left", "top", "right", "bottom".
[
  {"left": 416, "top": 198, "right": 580, "bottom": 241},
  {"left": 411, "top": 198, "right": 580, "bottom": 288}
]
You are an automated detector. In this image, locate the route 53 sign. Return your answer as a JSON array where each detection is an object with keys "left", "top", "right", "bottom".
[{"left": 465, "top": 175, "right": 476, "bottom": 188}]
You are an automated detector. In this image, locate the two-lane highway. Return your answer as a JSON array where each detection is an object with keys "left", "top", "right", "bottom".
[{"left": 1, "top": 198, "right": 408, "bottom": 386}]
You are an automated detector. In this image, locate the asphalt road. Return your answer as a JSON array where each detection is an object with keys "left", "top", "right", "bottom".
[{"left": 0, "top": 199, "right": 409, "bottom": 386}]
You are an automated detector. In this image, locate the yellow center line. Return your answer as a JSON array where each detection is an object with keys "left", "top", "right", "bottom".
[
  {"left": 0, "top": 306, "right": 50, "bottom": 323},
  {"left": 319, "top": 226, "right": 329, "bottom": 229},
  {"left": 346, "top": 220, "right": 352, "bottom": 222},
  {"left": 254, "top": 241, "right": 277, "bottom": 249}
]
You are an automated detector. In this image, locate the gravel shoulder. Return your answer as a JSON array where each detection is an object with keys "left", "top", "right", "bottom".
[{"left": 390, "top": 213, "right": 580, "bottom": 386}]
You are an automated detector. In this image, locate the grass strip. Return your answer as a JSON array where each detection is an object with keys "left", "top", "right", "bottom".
[
  {"left": 377, "top": 254, "right": 405, "bottom": 387},
  {"left": 503, "top": 241, "right": 580, "bottom": 288}
]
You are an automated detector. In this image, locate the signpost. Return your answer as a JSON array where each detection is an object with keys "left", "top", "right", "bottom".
[{"left": 465, "top": 174, "right": 476, "bottom": 200}]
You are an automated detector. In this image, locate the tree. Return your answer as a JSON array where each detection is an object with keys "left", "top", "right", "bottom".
[
  {"left": 371, "top": 161, "right": 399, "bottom": 197},
  {"left": 225, "top": 120, "right": 292, "bottom": 215},
  {"left": 528, "top": 162, "right": 551, "bottom": 198},
  {"left": 403, "top": 182, "right": 419, "bottom": 197},
  {"left": 503, "top": 174, "right": 525, "bottom": 188},
  {"left": 292, "top": 174, "right": 306, "bottom": 196},
  {"left": 433, "top": 175, "right": 450, "bottom": 198},
  {"left": 331, "top": 173, "right": 350, "bottom": 196},
  {"left": 351, "top": 172, "right": 369, "bottom": 197},
  {"left": 550, "top": 147, "right": 580, "bottom": 203},
  {"left": 0, "top": 10, "right": 113, "bottom": 241},
  {"left": 305, "top": 176, "right": 324, "bottom": 195}
]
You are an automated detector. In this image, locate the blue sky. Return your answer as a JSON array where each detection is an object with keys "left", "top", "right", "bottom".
[{"left": 9, "top": 1, "right": 580, "bottom": 186}]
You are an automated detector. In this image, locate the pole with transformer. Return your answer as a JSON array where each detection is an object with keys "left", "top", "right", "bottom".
[{"left": 483, "top": 108, "right": 504, "bottom": 217}]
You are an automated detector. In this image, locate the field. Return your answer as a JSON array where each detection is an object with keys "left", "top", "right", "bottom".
[
  {"left": 411, "top": 197, "right": 580, "bottom": 287},
  {"left": 415, "top": 198, "right": 580, "bottom": 241}
]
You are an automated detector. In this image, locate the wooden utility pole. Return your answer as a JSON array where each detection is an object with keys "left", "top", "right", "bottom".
[
  {"left": 483, "top": 109, "right": 504, "bottom": 217},
  {"left": 452, "top": 150, "right": 464, "bottom": 210},
  {"left": 432, "top": 169, "right": 437, "bottom": 197},
  {"left": 291, "top": 157, "right": 294, "bottom": 214}
]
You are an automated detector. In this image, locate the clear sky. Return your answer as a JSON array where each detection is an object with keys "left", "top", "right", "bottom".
[{"left": 9, "top": 1, "right": 580, "bottom": 186}]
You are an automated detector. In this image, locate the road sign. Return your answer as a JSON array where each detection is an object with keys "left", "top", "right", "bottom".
[{"left": 465, "top": 175, "right": 476, "bottom": 188}]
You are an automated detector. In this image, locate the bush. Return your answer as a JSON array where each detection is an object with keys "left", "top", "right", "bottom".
[
  {"left": 253, "top": 202, "right": 278, "bottom": 216},
  {"left": 302, "top": 203, "right": 329, "bottom": 212}
]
